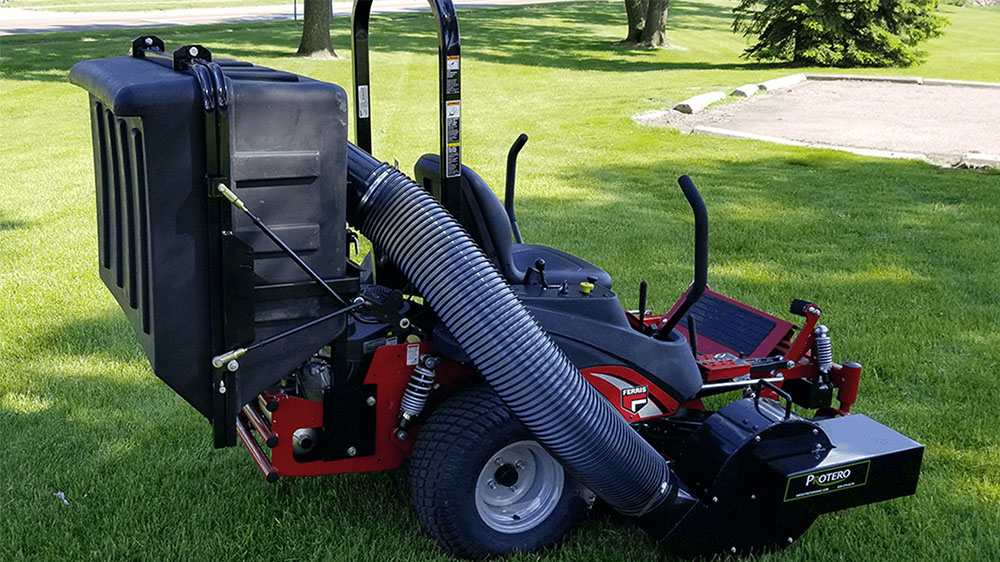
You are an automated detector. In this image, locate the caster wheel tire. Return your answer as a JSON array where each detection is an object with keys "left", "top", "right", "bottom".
[{"left": 409, "top": 385, "right": 589, "bottom": 559}]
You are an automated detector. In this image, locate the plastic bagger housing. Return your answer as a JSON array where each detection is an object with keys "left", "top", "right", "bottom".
[{"left": 69, "top": 54, "right": 349, "bottom": 417}]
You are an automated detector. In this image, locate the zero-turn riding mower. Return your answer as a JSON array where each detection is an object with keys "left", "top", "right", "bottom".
[{"left": 69, "top": 1, "right": 923, "bottom": 558}]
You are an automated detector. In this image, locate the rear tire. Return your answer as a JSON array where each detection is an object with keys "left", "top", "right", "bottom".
[{"left": 409, "top": 385, "right": 588, "bottom": 559}]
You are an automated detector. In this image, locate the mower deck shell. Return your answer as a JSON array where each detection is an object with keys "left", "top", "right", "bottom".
[{"left": 645, "top": 399, "right": 924, "bottom": 556}]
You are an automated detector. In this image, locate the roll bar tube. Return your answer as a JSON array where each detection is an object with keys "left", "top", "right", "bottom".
[
  {"left": 657, "top": 175, "right": 709, "bottom": 338},
  {"left": 351, "top": 0, "right": 462, "bottom": 210}
]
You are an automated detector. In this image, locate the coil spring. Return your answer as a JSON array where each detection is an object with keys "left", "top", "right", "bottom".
[
  {"left": 400, "top": 359, "right": 437, "bottom": 421},
  {"left": 813, "top": 325, "right": 833, "bottom": 373}
]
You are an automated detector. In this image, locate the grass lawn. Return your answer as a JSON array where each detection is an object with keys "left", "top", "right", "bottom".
[
  {"left": 2, "top": 0, "right": 999, "bottom": 560},
  {"left": 1, "top": 0, "right": 313, "bottom": 12}
]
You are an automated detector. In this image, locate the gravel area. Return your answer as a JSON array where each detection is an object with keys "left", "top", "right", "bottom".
[{"left": 636, "top": 80, "right": 1000, "bottom": 166}]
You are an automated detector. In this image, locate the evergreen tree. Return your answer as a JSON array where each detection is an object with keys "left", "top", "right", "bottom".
[{"left": 732, "top": 0, "right": 948, "bottom": 66}]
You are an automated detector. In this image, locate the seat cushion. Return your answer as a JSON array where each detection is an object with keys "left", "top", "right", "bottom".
[{"left": 511, "top": 244, "right": 612, "bottom": 289}]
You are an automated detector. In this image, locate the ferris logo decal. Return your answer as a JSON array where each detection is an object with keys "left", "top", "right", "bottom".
[
  {"left": 621, "top": 385, "right": 649, "bottom": 414},
  {"left": 784, "top": 460, "right": 870, "bottom": 502}
]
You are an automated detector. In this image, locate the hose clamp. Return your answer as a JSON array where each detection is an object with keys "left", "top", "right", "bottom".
[
  {"left": 636, "top": 467, "right": 676, "bottom": 516},
  {"left": 358, "top": 165, "right": 394, "bottom": 212}
]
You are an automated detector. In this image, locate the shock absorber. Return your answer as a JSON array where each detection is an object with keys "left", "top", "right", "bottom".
[
  {"left": 396, "top": 355, "right": 439, "bottom": 439},
  {"left": 813, "top": 325, "right": 833, "bottom": 374}
]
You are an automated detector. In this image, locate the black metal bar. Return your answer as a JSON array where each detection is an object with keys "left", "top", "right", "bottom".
[
  {"left": 755, "top": 379, "right": 794, "bottom": 420},
  {"left": 203, "top": 60, "right": 241, "bottom": 448},
  {"left": 130, "top": 36, "right": 174, "bottom": 69},
  {"left": 657, "top": 175, "right": 709, "bottom": 338},
  {"left": 350, "top": 0, "right": 462, "bottom": 207},
  {"left": 172, "top": 44, "right": 212, "bottom": 71},
  {"left": 211, "top": 301, "right": 363, "bottom": 375},
  {"left": 638, "top": 280, "right": 647, "bottom": 329},
  {"left": 504, "top": 133, "right": 528, "bottom": 243},
  {"left": 254, "top": 277, "right": 361, "bottom": 301},
  {"left": 184, "top": 57, "right": 238, "bottom": 449},
  {"left": 428, "top": 0, "right": 462, "bottom": 210},
  {"left": 245, "top": 303, "right": 360, "bottom": 354},
  {"left": 131, "top": 35, "right": 165, "bottom": 56},
  {"left": 687, "top": 314, "right": 698, "bottom": 355},
  {"left": 216, "top": 185, "right": 350, "bottom": 308},
  {"left": 351, "top": 0, "right": 373, "bottom": 153}
]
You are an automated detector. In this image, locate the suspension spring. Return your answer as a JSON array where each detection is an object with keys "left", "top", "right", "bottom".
[
  {"left": 813, "top": 325, "right": 833, "bottom": 373},
  {"left": 398, "top": 356, "right": 439, "bottom": 430}
]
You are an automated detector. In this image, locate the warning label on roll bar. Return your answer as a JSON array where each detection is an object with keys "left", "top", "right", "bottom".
[
  {"left": 445, "top": 100, "right": 461, "bottom": 177},
  {"left": 357, "top": 85, "right": 370, "bottom": 119},
  {"left": 446, "top": 56, "right": 460, "bottom": 95}
]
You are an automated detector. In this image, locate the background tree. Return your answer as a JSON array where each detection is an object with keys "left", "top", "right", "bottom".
[
  {"left": 297, "top": 0, "right": 337, "bottom": 59},
  {"left": 732, "top": 0, "right": 947, "bottom": 66},
  {"left": 619, "top": 0, "right": 672, "bottom": 47}
]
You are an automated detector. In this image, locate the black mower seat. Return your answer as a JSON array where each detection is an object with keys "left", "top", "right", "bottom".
[{"left": 413, "top": 154, "right": 612, "bottom": 289}]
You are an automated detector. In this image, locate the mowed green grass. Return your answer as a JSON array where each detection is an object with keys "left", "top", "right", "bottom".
[
  {"left": 2, "top": 0, "right": 310, "bottom": 12},
  {"left": 2, "top": 1, "right": 999, "bottom": 560}
]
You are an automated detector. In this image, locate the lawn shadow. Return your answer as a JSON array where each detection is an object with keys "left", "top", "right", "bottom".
[
  {"left": 33, "top": 307, "right": 146, "bottom": 363},
  {"left": 0, "top": 24, "right": 301, "bottom": 83},
  {"left": 0, "top": 1, "right": 788, "bottom": 83},
  {"left": 1, "top": 360, "right": 440, "bottom": 561},
  {"left": 364, "top": 2, "right": 785, "bottom": 73},
  {"left": 0, "top": 211, "right": 32, "bottom": 231}
]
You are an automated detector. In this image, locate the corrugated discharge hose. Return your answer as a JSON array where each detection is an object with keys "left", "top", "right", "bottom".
[{"left": 346, "top": 144, "right": 674, "bottom": 516}]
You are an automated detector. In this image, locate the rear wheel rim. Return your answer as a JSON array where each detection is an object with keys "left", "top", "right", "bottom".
[{"left": 474, "top": 440, "right": 564, "bottom": 534}]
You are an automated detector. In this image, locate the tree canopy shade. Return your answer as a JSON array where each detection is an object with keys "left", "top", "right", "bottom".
[
  {"left": 297, "top": 0, "right": 337, "bottom": 58},
  {"left": 732, "top": 0, "right": 947, "bottom": 66},
  {"left": 620, "top": 0, "right": 672, "bottom": 47}
]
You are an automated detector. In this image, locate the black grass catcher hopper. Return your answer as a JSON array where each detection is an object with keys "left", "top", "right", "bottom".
[{"left": 69, "top": 1, "right": 923, "bottom": 558}]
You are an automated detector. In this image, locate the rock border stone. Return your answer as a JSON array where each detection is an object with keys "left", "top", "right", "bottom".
[
  {"left": 805, "top": 73, "right": 924, "bottom": 85},
  {"left": 731, "top": 83, "right": 760, "bottom": 97},
  {"left": 691, "top": 126, "right": 929, "bottom": 162},
  {"left": 758, "top": 73, "right": 807, "bottom": 92},
  {"left": 922, "top": 78, "right": 1000, "bottom": 89},
  {"left": 805, "top": 74, "right": 1000, "bottom": 89},
  {"left": 673, "top": 91, "right": 726, "bottom": 114},
  {"left": 959, "top": 153, "right": 1000, "bottom": 168}
]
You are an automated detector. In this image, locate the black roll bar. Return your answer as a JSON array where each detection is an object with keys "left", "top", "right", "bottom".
[
  {"left": 657, "top": 175, "right": 709, "bottom": 339},
  {"left": 351, "top": 0, "right": 462, "bottom": 210}
]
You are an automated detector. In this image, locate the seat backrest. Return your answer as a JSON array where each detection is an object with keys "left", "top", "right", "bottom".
[{"left": 414, "top": 154, "right": 524, "bottom": 283}]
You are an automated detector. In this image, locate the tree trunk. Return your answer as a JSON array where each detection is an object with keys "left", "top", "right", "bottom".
[
  {"left": 297, "top": 0, "right": 337, "bottom": 59},
  {"left": 637, "top": 0, "right": 670, "bottom": 48},
  {"left": 619, "top": 0, "right": 649, "bottom": 44}
]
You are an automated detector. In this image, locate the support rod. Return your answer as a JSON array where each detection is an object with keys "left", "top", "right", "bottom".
[
  {"left": 242, "top": 404, "right": 277, "bottom": 448},
  {"left": 236, "top": 414, "right": 278, "bottom": 482},
  {"left": 216, "top": 183, "right": 349, "bottom": 307},
  {"left": 211, "top": 302, "right": 363, "bottom": 368}
]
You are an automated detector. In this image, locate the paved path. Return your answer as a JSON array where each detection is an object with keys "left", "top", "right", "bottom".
[
  {"left": 0, "top": 0, "right": 571, "bottom": 35},
  {"left": 637, "top": 79, "right": 1000, "bottom": 166}
]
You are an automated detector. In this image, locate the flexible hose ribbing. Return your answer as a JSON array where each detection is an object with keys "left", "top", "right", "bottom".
[{"left": 347, "top": 146, "right": 673, "bottom": 516}]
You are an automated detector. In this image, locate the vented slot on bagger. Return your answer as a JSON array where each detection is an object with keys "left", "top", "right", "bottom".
[{"left": 92, "top": 101, "right": 151, "bottom": 334}]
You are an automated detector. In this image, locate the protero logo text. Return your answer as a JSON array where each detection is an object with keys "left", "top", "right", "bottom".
[{"left": 805, "top": 468, "right": 851, "bottom": 487}]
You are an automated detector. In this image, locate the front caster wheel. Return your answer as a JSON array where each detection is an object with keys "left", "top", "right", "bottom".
[{"left": 409, "top": 385, "right": 589, "bottom": 559}]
